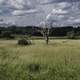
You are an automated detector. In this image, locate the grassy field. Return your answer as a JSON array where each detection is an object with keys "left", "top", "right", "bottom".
[{"left": 0, "top": 39, "right": 80, "bottom": 80}]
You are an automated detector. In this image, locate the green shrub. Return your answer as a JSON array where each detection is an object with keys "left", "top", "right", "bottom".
[
  {"left": 18, "top": 38, "right": 31, "bottom": 45},
  {"left": 67, "top": 31, "right": 76, "bottom": 39},
  {"left": 1, "top": 31, "right": 15, "bottom": 39}
]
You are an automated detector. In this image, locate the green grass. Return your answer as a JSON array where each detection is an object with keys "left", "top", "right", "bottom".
[{"left": 0, "top": 39, "right": 80, "bottom": 80}]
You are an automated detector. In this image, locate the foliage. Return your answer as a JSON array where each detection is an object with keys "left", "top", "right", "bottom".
[
  {"left": 67, "top": 31, "right": 76, "bottom": 39},
  {"left": 18, "top": 38, "right": 31, "bottom": 45},
  {"left": 0, "top": 26, "right": 80, "bottom": 37},
  {"left": 1, "top": 31, "right": 15, "bottom": 39}
]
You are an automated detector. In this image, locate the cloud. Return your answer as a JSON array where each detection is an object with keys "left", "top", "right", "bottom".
[
  {"left": 8, "top": 0, "right": 35, "bottom": 10},
  {"left": 39, "top": 0, "right": 80, "bottom": 5},
  {"left": 0, "top": 0, "right": 40, "bottom": 16},
  {"left": 39, "top": 0, "right": 53, "bottom": 4},
  {"left": 44, "top": 1, "right": 80, "bottom": 27},
  {"left": 12, "top": 9, "right": 39, "bottom": 16},
  {"left": 0, "top": 0, "right": 80, "bottom": 26},
  {"left": 0, "top": 0, "right": 45, "bottom": 26},
  {"left": 52, "top": 9, "right": 68, "bottom": 14}
]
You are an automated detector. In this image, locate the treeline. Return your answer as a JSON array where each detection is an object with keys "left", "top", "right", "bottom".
[
  {"left": 0, "top": 25, "right": 80, "bottom": 39},
  {"left": 50, "top": 26, "right": 80, "bottom": 36}
]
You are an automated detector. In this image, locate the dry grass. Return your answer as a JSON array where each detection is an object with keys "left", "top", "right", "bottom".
[{"left": 0, "top": 39, "right": 80, "bottom": 80}]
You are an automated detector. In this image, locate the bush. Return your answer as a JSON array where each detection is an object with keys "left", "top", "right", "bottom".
[
  {"left": 1, "top": 31, "right": 15, "bottom": 39},
  {"left": 28, "top": 63, "right": 41, "bottom": 72},
  {"left": 67, "top": 31, "right": 76, "bottom": 39},
  {"left": 8, "top": 35, "right": 15, "bottom": 39},
  {"left": 18, "top": 38, "right": 31, "bottom": 45}
]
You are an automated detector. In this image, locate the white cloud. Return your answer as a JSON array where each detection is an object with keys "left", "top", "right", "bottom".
[
  {"left": 0, "top": 0, "right": 45, "bottom": 26},
  {"left": 8, "top": 0, "right": 35, "bottom": 10},
  {"left": 52, "top": 9, "right": 68, "bottom": 14},
  {"left": 39, "top": 0, "right": 53, "bottom": 4},
  {"left": 44, "top": 1, "right": 80, "bottom": 27},
  {"left": 0, "top": 0, "right": 80, "bottom": 26},
  {"left": 74, "top": 19, "right": 80, "bottom": 23},
  {"left": 12, "top": 9, "right": 38, "bottom": 16},
  {"left": 0, "top": 0, "right": 5, "bottom": 4},
  {"left": 39, "top": 0, "right": 80, "bottom": 4},
  {"left": 9, "top": 0, "right": 25, "bottom": 9}
]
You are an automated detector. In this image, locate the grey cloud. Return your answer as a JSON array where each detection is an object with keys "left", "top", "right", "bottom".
[
  {"left": 44, "top": 1, "right": 80, "bottom": 27},
  {"left": 0, "top": 0, "right": 44, "bottom": 25},
  {"left": 39, "top": 0, "right": 80, "bottom": 5},
  {"left": 12, "top": 9, "right": 41, "bottom": 16},
  {"left": 0, "top": 0, "right": 39, "bottom": 16},
  {"left": 0, "top": 0, "right": 80, "bottom": 26}
]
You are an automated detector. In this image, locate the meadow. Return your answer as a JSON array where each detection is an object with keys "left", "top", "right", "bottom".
[{"left": 0, "top": 39, "right": 80, "bottom": 80}]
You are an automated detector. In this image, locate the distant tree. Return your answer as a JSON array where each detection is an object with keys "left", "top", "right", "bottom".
[
  {"left": 67, "top": 30, "right": 76, "bottom": 39},
  {"left": 1, "top": 31, "right": 15, "bottom": 39},
  {"left": 8, "top": 25, "right": 17, "bottom": 34}
]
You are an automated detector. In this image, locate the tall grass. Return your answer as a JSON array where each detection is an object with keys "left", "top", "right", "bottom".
[{"left": 0, "top": 39, "right": 80, "bottom": 80}]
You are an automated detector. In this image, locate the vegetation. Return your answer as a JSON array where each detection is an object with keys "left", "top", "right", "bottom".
[
  {"left": 0, "top": 39, "right": 80, "bottom": 80},
  {"left": 0, "top": 25, "right": 80, "bottom": 80},
  {"left": 0, "top": 26, "right": 80, "bottom": 38},
  {"left": 67, "top": 31, "right": 76, "bottom": 39},
  {"left": 18, "top": 38, "right": 31, "bottom": 45},
  {"left": 1, "top": 31, "right": 15, "bottom": 39}
]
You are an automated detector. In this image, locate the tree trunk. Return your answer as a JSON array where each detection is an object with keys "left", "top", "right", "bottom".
[{"left": 46, "top": 34, "right": 49, "bottom": 44}]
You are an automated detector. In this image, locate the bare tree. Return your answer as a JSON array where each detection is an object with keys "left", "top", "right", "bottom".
[
  {"left": 38, "top": 21, "right": 51, "bottom": 44},
  {"left": 42, "top": 27, "right": 50, "bottom": 44}
]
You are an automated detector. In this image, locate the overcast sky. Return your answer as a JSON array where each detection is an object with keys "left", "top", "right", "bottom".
[{"left": 0, "top": 0, "right": 80, "bottom": 27}]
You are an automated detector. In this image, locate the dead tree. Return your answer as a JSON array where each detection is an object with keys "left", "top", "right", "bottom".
[
  {"left": 43, "top": 28, "right": 50, "bottom": 44},
  {"left": 37, "top": 27, "right": 50, "bottom": 44}
]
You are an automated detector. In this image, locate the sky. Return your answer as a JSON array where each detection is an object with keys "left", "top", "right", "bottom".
[{"left": 0, "top": 0, "right": 80, "bottom": 27}]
